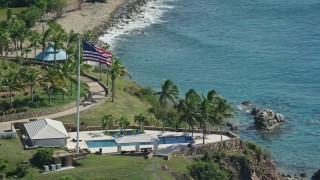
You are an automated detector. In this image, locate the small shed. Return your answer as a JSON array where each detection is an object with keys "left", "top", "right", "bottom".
[
  {"left": 115, "top": 134, "right": 159, "bottom": 153},
  {"left": 24, "top": 118, "right": 69, "bottom": 147},
  {"left": 35, "top": 44, "right": 68, "bottom": 63}
]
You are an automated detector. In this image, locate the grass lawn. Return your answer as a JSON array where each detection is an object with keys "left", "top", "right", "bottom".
[
  {"left": 35, "top": 155, "right": 190, "bottom": 180},
  {"left": 0, "top": 137, "right": 190, "bottom": 179},
  {"left": 0, "top": 7, "right": 28, "bottom": 21},
  {"left": 57, "top": 72, "right": 154, "bottom": 126},
  {"left": 0, "top": 138, "right": 36, "bottom": 172}
]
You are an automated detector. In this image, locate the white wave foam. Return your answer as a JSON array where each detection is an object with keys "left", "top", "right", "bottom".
[{"left": 99, "top": 0, "right": 173, "bottom": 48}]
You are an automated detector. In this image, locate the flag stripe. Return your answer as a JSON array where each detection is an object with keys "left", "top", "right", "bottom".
[{"left": 82, "top": 41, "right": 112, "bottom": 66}]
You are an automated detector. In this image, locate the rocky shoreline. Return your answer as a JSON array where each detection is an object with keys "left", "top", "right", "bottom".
[{"left": 91, "top": 0, "right": 149, "bottom": 40}]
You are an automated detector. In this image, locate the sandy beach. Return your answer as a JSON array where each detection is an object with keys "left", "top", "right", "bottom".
[{"left": 35, "top": 0, "right": 129, "bottom": 35}]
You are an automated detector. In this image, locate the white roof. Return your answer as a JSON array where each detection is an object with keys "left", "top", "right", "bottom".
[
  {"left": 115, "top": 134, "right": 158, "bottom": 144},
  {"left": 24, "top": 118, "right": 69, "bottom": 140}
]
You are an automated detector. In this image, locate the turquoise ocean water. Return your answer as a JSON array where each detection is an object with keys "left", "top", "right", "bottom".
[{"left": 103, "top": 0, "right": 320, "bottom": 175}]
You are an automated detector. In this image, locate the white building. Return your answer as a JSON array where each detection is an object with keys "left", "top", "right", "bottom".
[{"left": 24, "top": 118, "right": 69, "bottom": 147}]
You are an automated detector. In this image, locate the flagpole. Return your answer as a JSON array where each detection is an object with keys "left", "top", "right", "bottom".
[
  {"left": 106, "top": 66, "right": 109, "bottom": 86},
  {"left": 76, "top": 36, "right": 81, "bottom": 154},
  {"left": 100, "top": 62, "right": 102, "bottom": 81}
]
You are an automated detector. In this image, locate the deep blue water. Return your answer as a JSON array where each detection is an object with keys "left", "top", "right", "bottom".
[
  {"left": 86, "top": 140, "right": 117, "bottom": 148},
  {"left": 110, "top": 0, "right": 320, "bottom": 175},
  {"left": 86, "top": 140, "right": 152, "bottom": 148},
  {"left": 158, "top": 136, "right": 192, "bottom": 144}
]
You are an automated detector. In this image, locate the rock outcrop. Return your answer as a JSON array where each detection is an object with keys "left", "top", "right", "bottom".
[
  {"left": 312, "top": 169, "right": 320, "bottom": 179},
  {"left": 252, "top": 108, "right": 284, "bottom": 131},
  {"left": 226, "top": 122, "right": 238, "bottom": 130},
  {"left": 203, "top": 142, "right": 284, "bottom": 180}
]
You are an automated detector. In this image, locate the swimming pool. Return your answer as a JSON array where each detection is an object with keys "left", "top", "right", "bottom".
[
  {"left": 86, "top": 140, "right": 117, "bottom": 148},
  {"left": 86, "top": 140, "right": 153, "bottom": 148},
  {"left": 158, "top": 136, "right": 192, "bottom": 144},
  {"left": 86, "top": 135, "right": 193, "bottom": 148}
]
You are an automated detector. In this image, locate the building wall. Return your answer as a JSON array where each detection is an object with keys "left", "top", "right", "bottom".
[{"left": 33, "top": 138, "right": 66, "bottom": 147}]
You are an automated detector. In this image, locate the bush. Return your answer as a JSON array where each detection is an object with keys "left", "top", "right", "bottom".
[
  {"left": 0, "top": 159, "right": 8, "bottom": 172},
  {"left": 15, "top": 161, "right": 29, "bottom": 178},
  {"left": 139, "top": 86, "right": 154, "bottom": 96},
  {"left": 243, "top": 141, "right": 270, "bottom": 162},
  {"left": 31, "top": 148, "right": 54, "bottom": 168},
  {"left": 188, "top": 161, "right": 229, "bottom": 180},
  {"left": 0, "top": 159, "right": 8, "bottom": 178},
  {"left": 20, "top": 6, "right": 42, "bottom": 28},
  {"left": 35, "top": 0, "right": 48, "bottom": 14}
]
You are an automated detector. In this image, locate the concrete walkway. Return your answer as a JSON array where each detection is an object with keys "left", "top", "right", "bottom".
[{"left": 0, "top": 76, "right": 107, "bottom": 132}]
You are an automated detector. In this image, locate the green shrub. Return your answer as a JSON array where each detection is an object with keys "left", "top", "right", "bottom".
[
  {"left": 0, "top": 159, "right": 8, "bottom": 178},
  {"left": 31, "top": 148, "right": 54, "bottom": 168},
  {"left": 0, "top": 158, "right": 8, "bottom": 172},
  {"left": 243, "top": 141, "right": 270, "bottom": 162},
  {"left": 35, "top": 0, "right": 48, "bottom": 14},
  {"left": 188, "top": 161, "right": 229, "bottom": 180},
  {"left": 20, "top": 6, "right": 42, "bottom": 28},
  {"left": 15, "top": 161, "right": 29, "bottom": 178}
]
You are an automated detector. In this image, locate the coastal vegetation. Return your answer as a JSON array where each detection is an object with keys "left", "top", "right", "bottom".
[
  {"left": 187, "top": 141, "right": 274, "bottom": 180},
  {"left": 58, "top": 70, "right": 233, "bottom": 137},
  {"left": 0, "top": 59, "right": 87, "bottom": 115}
]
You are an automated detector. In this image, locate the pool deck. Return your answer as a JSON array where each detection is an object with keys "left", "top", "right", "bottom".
[{"left": 66, "top": 130, "right": 231, "bottom": 155}]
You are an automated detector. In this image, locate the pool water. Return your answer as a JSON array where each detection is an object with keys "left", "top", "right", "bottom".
[
  {"left": 86, "top": 140, "right": 117, "bottom": 148},
  {"left": 86, "top": 140, "right": 153, "bottom": 148},
  {"left": 86, "top": 136, "right": 193, "bottom": 148},
  {"left": 158, "top": 136, "right": 192, "bottom": 144}
]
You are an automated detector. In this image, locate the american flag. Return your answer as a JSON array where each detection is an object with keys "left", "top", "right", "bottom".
[{"left": 82, "top": 41, "right": 112, "bottom": 66}]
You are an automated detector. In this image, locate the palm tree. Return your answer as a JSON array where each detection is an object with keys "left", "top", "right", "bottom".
[
  {"left": 23, "top": 48, "right": 32, "bottom": 60},
  {"left": 28, "top": 31, "right": 41, "bottom": 60},
  {"left": 213, "top": 97, "right": 233, "bottom": 141},
  {"left": 207, "top": 90, "right": 219, "bottom": 102},
  {"left": 107, "top": 56, "right": 130, "bottom": 102},
  {"left": 18, "top": 28, "right": 28, "bottom": 56},
  {"left": 82, "top": 30, "right": 96, "bottom": 42},
  {"left": 0, "top": 28, "right": 10, "bottom": 58},
  {"left": 117, "top": 116, "right": 130, "bottom": 132},
  {"left": 156, "top": 79, "right": 179, "bottom": 132},
  {"left": 7, "top": 17, "right": 26, "bottom": 57},
  {"left": 51, "top": 30, "right": 67, "bottom": 66},
  {"left": 134, "top": 113, "right": 147, "bottom": 131},
  {"left": 65, "top": 30, "right": 78, "bottom": 60},
  {"left": 58, "top": 62, "right": 77, "bottom": 99},
  {"left": 67, "top": 59, "right": 91, "bottom": 95},
  {"left": 206, "top": 90, "right": 220, "bottom": 135},
  {"left": 40, "top": 26, "right": 51, "bottom": 65},
  {"left": 198, "top": 95, "right": 214, "bottom": 145},
  {"left": 19, "top": 67, "right": 41, "bottom": 104},
  {"left": 176, "top": 89, "right": 201, "bottom": 136},
  {"left": 101, "top": 115, "right": 113, "bottom": 133},
  {"left": 40, "top": 66, "right": 67, "bottom": 104},
  {"left": 0, "top": 71, "right": 24, "bottom": 109}
]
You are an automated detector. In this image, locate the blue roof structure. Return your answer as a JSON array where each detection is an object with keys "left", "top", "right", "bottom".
[{"left": 35, "top": 44, "right": 68, "bottom": 62}]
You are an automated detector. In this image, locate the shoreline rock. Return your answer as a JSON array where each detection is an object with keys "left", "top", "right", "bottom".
[
  {"left": 312, "top": 169, "right": 320, "bottom": 179},
  {"left": 252, "top": 108, "right": 284, "bottom": 131},
  {"left": 92, "top": 0, "right": 149, "bottom": 39}
]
